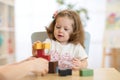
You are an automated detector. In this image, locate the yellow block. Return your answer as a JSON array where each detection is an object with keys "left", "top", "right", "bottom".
[
  {"left": 43, "top": 43, "right": 50, "bottom": 49},
  {"left": 34, "top": 42, "right": 43, "bottom": 49}
]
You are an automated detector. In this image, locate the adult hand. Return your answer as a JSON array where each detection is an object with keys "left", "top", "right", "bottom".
[
  {"left": 0, "top": 57, "right": 48, "bottom": 80},
  {"left": 30, "top": 58, "right": 49, "bottom": 76}
]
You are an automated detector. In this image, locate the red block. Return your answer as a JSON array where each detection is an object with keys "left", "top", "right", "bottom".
[
  {"left": 43, "top": 55, "right": 50, "bottom": 61},
  {"left": 36, "top": 49, "right": 45, "bottom": 57},
  {"left": 36, "top": 49, "right": 50, "bottom": 61}
]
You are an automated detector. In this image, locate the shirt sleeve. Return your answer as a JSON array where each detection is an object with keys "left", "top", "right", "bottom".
[{"left": 74, "top": 44, "right": 88, "bottom": 60}]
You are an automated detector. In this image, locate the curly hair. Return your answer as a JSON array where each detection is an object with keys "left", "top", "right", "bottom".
[{"left": 46, "top": 9, "right": 85, "bottom": 48}]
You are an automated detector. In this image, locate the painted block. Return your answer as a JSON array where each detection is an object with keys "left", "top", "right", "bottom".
[
  {"left": 49, "top": 61, "right": 58, "bottom": 73},
  {"left": 58, "top": 69, "right": 72, "bottom": 76},
  {"left": 33, "top": 42, "right": 50, "bottom": 61},
  {"left": 79, "top": 69, "right": 93, "bottom": 76}
]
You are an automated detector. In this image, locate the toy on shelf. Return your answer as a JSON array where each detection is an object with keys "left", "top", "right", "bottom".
[
  {"left": 33, "top": 42, "right": 50, "bottom": 61},
  {"left": 0, "top": 34, "right": 3, "bottom": 47},
  {"left": 8, "top": 39, "right": 14, "bottom": 54},
  {"left": 79, "top": 68, "right": 93, "bottom": 76}
]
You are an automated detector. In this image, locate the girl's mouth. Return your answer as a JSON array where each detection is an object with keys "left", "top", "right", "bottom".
[{"left": 58, "top": 35, "right": 63, "bottom": 37}]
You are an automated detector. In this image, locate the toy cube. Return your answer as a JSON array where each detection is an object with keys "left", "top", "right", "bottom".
[
  {"left": 33, "top": 42, "right": 50, "bottom": 61},
  {"left": 48, "top": 61, "right": 58, "bottom": 73},
  {"left": 58, "top": 69, "right": 72, "bottom": 76},
  {"left": 58, "top": 69, "right": 67, "bottom": 76},
  {"left": 79, "top": 68, "right": 93, "bottom": 76},
  {"left": 66, "top": 69, "right": 72, "bottom": 75}
]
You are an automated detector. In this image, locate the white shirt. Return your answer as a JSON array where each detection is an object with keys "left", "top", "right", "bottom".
[{"left": 44, "top": 38, "right": 88, "bottom": 69}]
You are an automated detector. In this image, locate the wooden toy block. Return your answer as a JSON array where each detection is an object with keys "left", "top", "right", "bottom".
[
  {"left": 66, "top": 69, "right": 72, "bottom": 75},
  {"left": 34, "top": 42, "right": 43, "bottom": 49},
  {"left": 36, "top": 49, "right": 45, "bottom": 57},
  {"left": 33, "top": 42, "right": 50, "bottom": 61},
  {"left": 79, "top": 69, "right": 93, "bottom": 76},
  {"left": 43, "top": 55, "right": 50, "bottom": 61},
  {"left": 48, "top": 61, "right": 58, "bottom": 73},
  {"left": 58, "top": 69, "right": 72, "bottom": 76},
  {"left": 58, "top": 69, "right": 67, "bottom": 76},
  {"left": 43, "top": 43, "right": 50, "bottom": 49}
]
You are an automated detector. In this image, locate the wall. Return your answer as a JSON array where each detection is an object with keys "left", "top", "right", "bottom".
[{"left": 15, "top": 0, "right": 57, "bottom": 61}]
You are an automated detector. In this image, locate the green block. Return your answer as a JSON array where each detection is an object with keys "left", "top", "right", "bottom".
[{"left": 79, "top": 69, "right": 93, "bottom": 76}]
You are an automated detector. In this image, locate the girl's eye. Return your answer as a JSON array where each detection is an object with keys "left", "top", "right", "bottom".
[
  {"left": 64, "top": 28, "right": 68, "bottom": 31},
  {"left": 56, "top": 26, "right": 60, "bottom": 29}
]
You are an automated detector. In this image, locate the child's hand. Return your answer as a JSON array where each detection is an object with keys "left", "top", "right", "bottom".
[
  {"left": 32, "top": 41, "right": 41, "bottom": 57},
  {"left": 72, "top": 58, "right": 81, "bottom": 70},
  {"left": 72, "top": 58, "right": 88, "bottom": 70}
]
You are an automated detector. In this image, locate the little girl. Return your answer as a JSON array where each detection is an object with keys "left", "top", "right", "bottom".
[{"left": 32, "top": 9, "right": 88, "bottom": 70}]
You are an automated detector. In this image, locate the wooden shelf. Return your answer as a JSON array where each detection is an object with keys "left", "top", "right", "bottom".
[{"left": 0, "top": 0, "right": 15, "bottom": 65}]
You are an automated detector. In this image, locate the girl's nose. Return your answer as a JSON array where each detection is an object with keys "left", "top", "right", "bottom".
[{"left": 59, "top": 28, "right": 63, "bottom": 32}]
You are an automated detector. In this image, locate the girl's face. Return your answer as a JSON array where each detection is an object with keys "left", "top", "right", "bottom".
[{"left": 54, "top": 16, "right": 73, "bottom": 45}]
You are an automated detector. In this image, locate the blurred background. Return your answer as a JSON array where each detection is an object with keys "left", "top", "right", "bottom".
[{"left": 0, "top": 0, "right": 120, "bottom": 71}]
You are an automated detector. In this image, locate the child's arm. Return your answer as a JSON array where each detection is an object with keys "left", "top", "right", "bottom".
[
  {"left": 0, "top": 58, "right": 48, "bottom": 80},
  {"left": 72, "top": 58, "right": 88, "bottom": 70}
]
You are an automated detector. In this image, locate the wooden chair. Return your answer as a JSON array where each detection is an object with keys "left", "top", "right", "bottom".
[{"left": 102, "top": 48, "right": 120, "bottom": 70}]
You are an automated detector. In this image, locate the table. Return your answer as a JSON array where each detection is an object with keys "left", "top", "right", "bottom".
[{"left": 21, "top": 68, "right": 120, "bottom": 80}]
